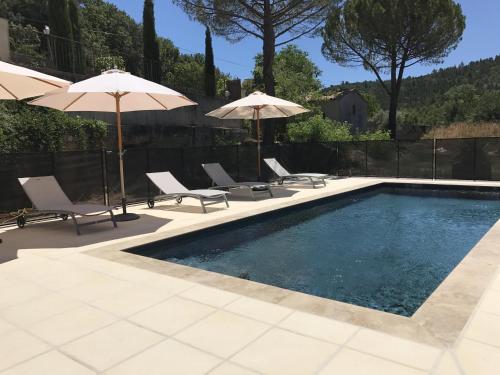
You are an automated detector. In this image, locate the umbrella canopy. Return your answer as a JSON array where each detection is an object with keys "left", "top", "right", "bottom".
[
  {"left": 206, "top": 91, "right": 308, "bottom": 177},
  {"left": 0, "top": 61, "right": 70, "bottom": 100},
  {"left": 206, "top": 91, "right": 308, "bottom": 120},
  {"left": 28, "top": 69, "right": 197, "bottom": 112},
  {"left": 29, "top": 69, "right": 197, "bottom": 220}
]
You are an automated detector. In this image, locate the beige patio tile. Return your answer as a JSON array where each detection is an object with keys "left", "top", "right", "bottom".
[
  {"left": 455, "top": 338, "right": 500, "bottom": 375},
  {"left": 0, "top": 279, "right": 50, "bottom": 310},
  {"left": 140, "top": 273, "right": 194, "bottom": 294},
  {"left": 89, "top": 284, "right": 173, "bottom": 317},
  {"left": 0, "top": 330, "right": 50, "bottom": 372},
  {"left": 34, "top": 267, "right": 106, "bottom": 291},
  {"left": 490, "top": 272, "right": 500, "bottom": 292},
  {"left": 61, "top": 321, "right": 163, "bottom": 371},
  {"left": 2, "top": 350, "right": 96, "bottom": 375},
  {"left": 129, "top": 296, "right": 214, "bottom": 335},
  {"left": 279, "top": 311, "right": 359, "bottom": 345},
  {"left": 232, "top": 328, "right": 338, "bottom": 375},
  {"left": 208, "top": 362, "right": 259, "bottom": 375},
  {"left": 477, "top": 290, "right": 500, "bottom": 315},
  {"left": 463, "top": 311, "right": 500, "bottom": 347},
  {"left": 175, "top": 310, "right": 269, "bottom": 358},
  {"left": 105, "top": 339, "right": 221, "bottom": 375},
  {"left": 179, "top": 285, "right": 239, "bottom": 308},
  {"left": 319, "top": 348, "right": 425, "bottom": 375},
  {"left": 0, "top": 316, "right": 15, "bottom": 335},
  {"left": 346, "top": 328, "right": 440, "bottom": 371},
  {"left": 59, "top": 274, "right": 132, "bottom": 302},
  {"left": 433, "top": 351, "right": 463, "bottom": 375},
  {"left": 27, "top": 305, "right": 116, "bottom": 345},
  {"left": 1, "top": 292, "right": 82, "bottom": 326},
  {"left": 224, "top": 296, "right": 292, "bottom": 324}
]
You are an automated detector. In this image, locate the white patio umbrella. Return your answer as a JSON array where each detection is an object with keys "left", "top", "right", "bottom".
[
  {"left": 206, "top": 91, "right": 308, "bottom": 177},
  {"left": 29, "top": 69, "right": 197, "bottom": 221},
  {"left": 0, "top": 61, "right": 70, "bottom": 100}
]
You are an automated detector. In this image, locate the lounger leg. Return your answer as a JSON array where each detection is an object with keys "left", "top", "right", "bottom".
[
  {"left": 109, "top": 210, "right": 117, "bottom": 228},
  {"left": 247, "top": 187, "right": 256, "bottom": 201},
  {"left": 268, "top": 185, "right": 274, "bottom": 197},
  {"left": 70, "top": 214, "right": 81, "bottom": 235},
  {"left": 322, "top": 178, "right": 326, "bottom": 187},
  {"left": 199, "top": 197, "right": 207, "bottom": 213},
  {"left": 309, "top": 177, "right": 317, "bottom": 188},
  {"left": 223, "top": 194, "right": 229, "bottom": 208}
]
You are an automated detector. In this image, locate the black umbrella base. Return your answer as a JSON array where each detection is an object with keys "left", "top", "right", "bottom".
[{"left": 114, "top": 213, "right": 140, "bottom": 222}]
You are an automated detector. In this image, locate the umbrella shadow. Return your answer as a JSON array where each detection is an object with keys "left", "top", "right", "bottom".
[{"left": 0, "top": 213, "right": 170, "bottom": 264}]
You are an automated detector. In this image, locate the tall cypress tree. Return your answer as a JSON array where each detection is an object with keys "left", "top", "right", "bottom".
[
  {"left": 204, "top": 26, "right": 216, "bottom": 97},
  {"left": 68, "top": 0, "right": 84, "bottom": 73},
  {"left": 47, "top": 0, "right": 74, "bottom": 72},
  {"left": 143, "top": 0, "right": 160, "bottom": 82}
]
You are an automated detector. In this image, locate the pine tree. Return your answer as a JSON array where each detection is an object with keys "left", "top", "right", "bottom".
[
  {"left": 204, "top": 26, "right": 216, "bottom": 97},
  {"left": 47, "top": 0, "right": 74, "bottom": 72},
  {"left": 143, "top": 0, "right": 160, "bottom": 82}
]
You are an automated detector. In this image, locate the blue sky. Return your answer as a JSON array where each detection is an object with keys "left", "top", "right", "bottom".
[{"left": 107, "top": 0, "right": 499, "bottom": 87}]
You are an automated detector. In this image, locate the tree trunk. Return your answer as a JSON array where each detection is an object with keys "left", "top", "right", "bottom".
[
  {"left": 388, "top": 56, "right": 398, "bottom": 139},
  {"left": 262, "top": 0, "right": 276, "bottom": 145}
]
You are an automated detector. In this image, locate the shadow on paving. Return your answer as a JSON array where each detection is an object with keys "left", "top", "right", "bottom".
[{"left": 0, "top": 213, "right": 169, "bottom": 264}]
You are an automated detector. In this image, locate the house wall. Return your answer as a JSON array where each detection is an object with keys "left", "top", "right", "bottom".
[
  {"left": 71, "top": 94, "right": 244, "bottom": 147},
  {"left": 0, "top": 18, "right": 10, "bottom": 61},
  {"left": 321, "top": 92, "right": 368, "bottom": 133}
]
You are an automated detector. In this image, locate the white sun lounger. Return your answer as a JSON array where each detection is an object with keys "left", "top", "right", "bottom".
[
  {"left": 202, "top": 163, "right": 273, "bottom": 200},
  {"left": 146, "top": 171, "right": 230, "bottom": 213},
  {"left": 18, "top": 176, "right": 117, "bottom": 235},
  {"left": 263, "top": 158, "right": 328, "bottom": 188}
]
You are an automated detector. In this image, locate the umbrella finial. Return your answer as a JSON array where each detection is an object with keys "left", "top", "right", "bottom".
[{"left": 102, "top": 69, "right": 128, "bottom": 75}]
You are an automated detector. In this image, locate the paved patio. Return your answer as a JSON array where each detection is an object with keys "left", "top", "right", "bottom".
[{"left": 1, "top": 177, "right": 500, "bottom": 374}]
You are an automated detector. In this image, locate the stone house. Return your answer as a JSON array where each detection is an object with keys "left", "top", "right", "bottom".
[{"left": 320, "top": 89, "right": 368, "bottom": 133}]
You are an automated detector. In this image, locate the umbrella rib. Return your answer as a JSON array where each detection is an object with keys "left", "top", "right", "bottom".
[
  {"left": 275, "top": 106, "right": 291, "bottom": 117},
  {"left": 219, "top": 106, "right": 239, "bottom": 119},
  {"left": 146, "top": 93, "right": 169, "bottom": 110},
  {"left": 31, "top": 77, "right": 67, "bottom": 88},
  {"left": 63, "top": 92, "right": 87, "bottom": 111},
  {"left": 0, "top": 83, "right": 18, "bottom": 100}
]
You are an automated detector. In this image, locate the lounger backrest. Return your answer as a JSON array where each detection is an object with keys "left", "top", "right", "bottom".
[
  {"left": 18, "top": 176, "right": 73, "bottom": 210},
  {"left": 202, "top": 163, "right": 235, "bottom": 186},
  {"left": 146, "top": 171, "right": 189, "bottom": 194},
  {"left": 263, "top": 158, "right": 289, "bottom": 177}
]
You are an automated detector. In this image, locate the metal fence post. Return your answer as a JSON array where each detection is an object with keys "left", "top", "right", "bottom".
[
  {"left": 364, "top": 141, "right": 368, "bottom": 176},
  {"left": 473, "top": 138, "right": 477, "bottom": 181},
  {"left": 101, "top": 149, "right": 109, "bottom": 206},
  {"left": 397, "top": 140, "right": 400, "bottom": 178},
  {"left": 236, "top": 144, "right": 240, "bottom": 181},
  {"left": 146, "top": 148, "right": 151, "bottom": 200},
  {"left": 432, "top": 138, "right": 437, "bottom": 180}
]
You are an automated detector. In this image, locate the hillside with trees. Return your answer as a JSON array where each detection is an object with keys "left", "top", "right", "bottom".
[{"left": 326, "top": 55, "right": 500, "bottom": 135}]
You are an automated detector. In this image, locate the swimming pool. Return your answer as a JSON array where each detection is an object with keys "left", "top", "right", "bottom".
[{"left": 129, "top": 184, "right": 500, "bottom": 317}]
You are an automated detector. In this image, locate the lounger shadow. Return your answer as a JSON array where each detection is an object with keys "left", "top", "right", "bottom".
[
  {"left": 146, "top": 171, "right": 230, "bottom": 213},
  {"left": 18, "top": 176, "right": 117, "bottom": 235}
]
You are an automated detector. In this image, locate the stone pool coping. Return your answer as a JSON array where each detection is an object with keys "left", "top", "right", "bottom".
[{"left": 84, "top": 177, "right": 500, "bottom": 348}]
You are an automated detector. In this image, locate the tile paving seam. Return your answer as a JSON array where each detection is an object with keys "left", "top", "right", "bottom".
[{"left": 312, "top": 326, "right": 361, "bottom": 375}]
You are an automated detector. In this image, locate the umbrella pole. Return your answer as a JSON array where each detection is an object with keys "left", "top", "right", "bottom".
[
  {"left": 114, "top": 94, "right": 139, "bottom": 221},
  {"left": 256, "top": 108, "right": 261, "bottom": 179}
]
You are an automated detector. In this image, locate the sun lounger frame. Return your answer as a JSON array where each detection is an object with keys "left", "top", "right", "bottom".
[
  {"left": 18, "top": 176, "right": 117, "bottom": 235},
  {"left": 146, "top": 172, "right": 230, "bottom": 213},
  {"left": 202, "top": 163, "right": 273, "bottom": 200}
]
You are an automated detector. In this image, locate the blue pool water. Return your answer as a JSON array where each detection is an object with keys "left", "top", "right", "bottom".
[{"left": 132, "top": 185, "right": 500, "bottom": 316}]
